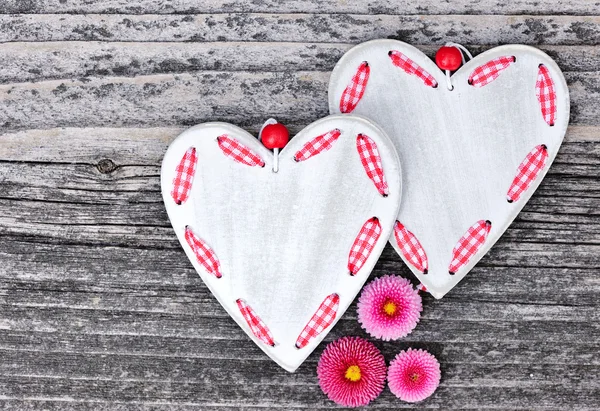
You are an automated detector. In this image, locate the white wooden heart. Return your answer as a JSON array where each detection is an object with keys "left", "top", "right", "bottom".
[
  {"left": 161, "top": 114, "right": 401, "bottom": 371},
  {"left": 329, "top": 40, "right": 569, "bottom": 299}
]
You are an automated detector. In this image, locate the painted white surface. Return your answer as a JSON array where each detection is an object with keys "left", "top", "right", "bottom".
[
  {"left": 329, "top": 40, "right": 569, "bottom": 298},
  {"left": 161, "top": 114, "right": 402, "bottom": 371}
]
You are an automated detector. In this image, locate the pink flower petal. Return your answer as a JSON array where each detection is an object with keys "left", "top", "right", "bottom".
[
  {"left": 317, "top": 337, "right": 386, "bottom": 407},
  {"left": 388, "top": 348, "right": 441, "bottom": 403},
  {"left": 357, "top": 275, "right": 422, "bottom": 340}
]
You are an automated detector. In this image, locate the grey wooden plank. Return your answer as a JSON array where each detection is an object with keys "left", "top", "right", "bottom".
[
  {"left": 3, "top": 301, "right": 597, "bottom": 342},
  {"left": 0, "top": 403, "right": 476, "bottom": 411},
  {"left": 1, "top": 257, "right": 598, "bottom": 307},
  {"left": 0, "top": 193, "right": 597, "bottom": 249},
  {"left": 1, "top": 229, "right": 596, "bottom": 299},
  {"left": 1, "top": 71, "right": 599, "bottom": 132},
  {"left": 0, "top": 14, "right": 599, "bottom": 45},
  {"left": 0, "top": 127, "right": 177, "bottom": 164},
  {"left": 0, "top": 160, "right": 600, "bottom": 204},
  {"left": 0, "top": 183, "right": 597, "bottom": 258},
  {"left": 1, "top": 286, "right": 598, "bottom": 322},
  {"left": 1, "top": 350, "right": 599, "bottom": 391},
  {"left": 0, "top": 403, "right": 597, "bottom": 411},
  {"left": 0, "top": 375, "right": 597, "bottom": 408},
  {"left": 0, "top": 404, "right": 254, "bottom": 411},
  {"left": 1, "top": 330, "right": 598, "bottom": 365},
  {"left": 0, "top": 138, "right": 596, "bottom": 197},
  {"left": 0, "top": 208, "right": 597, "bottom": 252},
  {"left": 0, "top": 71, "right": 331, "bottom": 132},
  {"left": 0, "top": 126, "right": 597, "bottom": 165},
  {"left": 1, "top": 0, "right": 600, "bottom": 15},
  {"left": 1, "top": 42, "right": 598, "bottom": 85}
]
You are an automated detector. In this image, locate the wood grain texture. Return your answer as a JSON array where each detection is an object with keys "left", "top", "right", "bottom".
[
  {"left": 1, "top": 0, "right": 599, "bottom": 15},
  {"left": 2, "top": 42, "right": 600, "bottom": 85},
  {"left": 1, "top": 71, "right": 599, "bottom": 132},
  {"left": 1, "top": 14, "right": 599, "bottom": 44},
  {"left": 0, "top": 2, "right": 599, "bottom": 410}
]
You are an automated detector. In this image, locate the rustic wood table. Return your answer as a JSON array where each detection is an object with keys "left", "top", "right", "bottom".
[{"left": 1, "top": 1, "right": 598, "bottom": 410}]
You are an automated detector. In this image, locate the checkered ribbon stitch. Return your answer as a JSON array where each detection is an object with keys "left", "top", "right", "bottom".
[
  {"left": 184, "top": 227, "right": 222, "bottom": 278},
  {"left": 217, "top": 135, "right": 265, "bottom": 167},
  {"left": 448, "top": 220, "right": 492, "bottom": 275},
  {"left": 339, "top": 61, "right": 370, "bottom": 113},
  {"left": 536, "top": 64, "right": 557, "bottom": 126},
  {"left": 171, "top": 147, "right": 197, "bottom": 205},
  {"left": 294, "top": 129, "right": 342, "bottom": 162},
  {"left": 295, "top": 293, "right": 339, "bottom": 349},
  {"left": 468, "top": 56, "right": 516, "bottom": 87},
  {"left": 507, "top": 145, "right": 548, "bottom": 203},
  {"left": 394, "top": 221, "right": 428, "bottom": 274},
  {"left": 348, "top": 217, "right": 382, "bottom": 275},
  {"left": 357, "top": 134, "right": 389, "bottom": 196},
  {"left": 236, "top": 299, "right": 275, "bottom": 346},
  {"left": 389, "top": 50, "right": 438, "bottom": 88}
]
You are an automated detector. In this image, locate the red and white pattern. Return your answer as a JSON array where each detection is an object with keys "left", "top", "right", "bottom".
[
  {"left": 339, "top": 61, "right": 370, "bottom": 113},
  {"left": 294, "top": 129, "right": 342, "bottom": 162},
  {"left": 448, "top": 220, "right": 492, "bottom": 275},
  {"left": 468, "top": 56, "right": 516, "bottom": 87},
  {"left": 217, "top": 135, "right": 265, "bottom": 167},
  {"left": 389, "top": 50, "right": 438, "bottom": 88},
  {"left": 357, "top": 133, "right": 389, "bottom": 196},
  {"left": 236, "top": 299, "right": 275, "bottom": 346},
  {"left": 394, "top": 221, "right": 428, "bottom": 274},
  {"left": 184, "top": 226, "right": 222, "bottom": 278},
  {"left": 507, "top": 145, "right": 548, "bottom": 203},
  {"left": 536, "top": 65, "right": 557, "bottom": 126},
  {"left": 348, "top": 217, "right": 382, "bottom": 276},
  {"left": 295, "top": 293, "right": 339, "bottom": 349},
  {"left": 171, "top": 147, "right": 197, "bottom": 205}
]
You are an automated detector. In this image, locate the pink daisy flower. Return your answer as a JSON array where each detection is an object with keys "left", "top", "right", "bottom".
[
  {"left": 357, "top": 275, "right": 422, "bottom": 340},
  {"left": 388, "top": 348, "right": 441, "bottom": 402},
  {"left": 317, "top": 336, "right": 387, "bottom": 407}
]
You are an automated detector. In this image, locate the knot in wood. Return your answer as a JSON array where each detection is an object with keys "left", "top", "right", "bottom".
[{"left": 97, "top": 159, "right": 117, "bottom": 174}]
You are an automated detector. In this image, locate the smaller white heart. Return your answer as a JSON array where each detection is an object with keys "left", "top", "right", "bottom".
[{"left": 161, "top": 114, "right": 401, "bottom": 371}]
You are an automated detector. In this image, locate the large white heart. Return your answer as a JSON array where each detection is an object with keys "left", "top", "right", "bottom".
[
  {"left": 161, "top": 114, "right": 401, "bottom": 371},
  {"left": 329, "top": 40, "right": 569, "bottom": 298}
]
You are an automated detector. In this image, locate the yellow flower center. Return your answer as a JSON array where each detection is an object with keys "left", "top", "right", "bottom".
[
  {"left": 345, "top": 365, "right": 362, "bottom": 382},
  {"left": 410, "top": 372, "right": 420, "bottom": 382},
  {"left": 383, "top": 301, "right": 397, "bottom": 316}
]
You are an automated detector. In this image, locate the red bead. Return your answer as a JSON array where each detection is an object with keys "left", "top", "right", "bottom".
[
  {"left": 435, "top": 46, "right": 463, "bottom": 71},
  {"left": 262, "top": 123, "right": 289, "bottom": 149}
]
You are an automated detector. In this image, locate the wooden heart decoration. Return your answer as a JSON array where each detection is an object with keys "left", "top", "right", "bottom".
[
  {"left": 329, "top": 40, "right": 569, "bottom": 298},
  {"left": 161, "top": 115, "right": 401, "bottom": 371}
]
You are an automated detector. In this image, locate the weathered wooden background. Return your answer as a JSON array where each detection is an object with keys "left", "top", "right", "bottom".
[{"left": 0, "top": 1, "right": 599, "bottom": 410}]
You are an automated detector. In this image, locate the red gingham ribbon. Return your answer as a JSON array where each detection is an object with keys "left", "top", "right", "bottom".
[
  {"left": 357, "top": 134, "right": 389, "bottom": 196},
  {"left": 536, "top": 64, "right": 557, "bottom": 126},
  {"left": 294, "top": 129, "right": 342, "bottom": 162},
  {"left": 394, "top": 221, "right": 428, "bottom": 274},
  {"left": 448, "top": 220, "right": 492, "bottom": 275},
  {"left": 236, "top": 299, "right": 275, "bottom": 346},
  {"left": 217, "top": 135, "right": 265, "bottom": 167},
  {"left": 389, "top": 50, "right": 438, "bottom": 88},
  {"left": 171, "top": 147, "right": 197, "bottom": 205},
  {"left": 507, "top": 145, "right": 548, "bottom": 203},
  {"left": 339, "top": 61, "right": 370, "bottom": 113},
  {"left": 295, "top": 293, "right": 339, "bottom": 349},
  {"left": 184, "top": 226, "right": 222, "bottom": 278},
  {"left": 468, "top": 56, "right": 516, "bottom": 87},
  {"left": 348, "top": 217, "right": 382, "bottom": 276}
]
